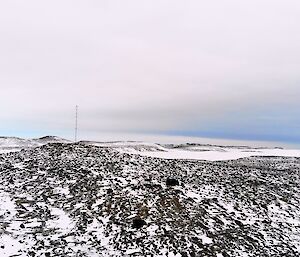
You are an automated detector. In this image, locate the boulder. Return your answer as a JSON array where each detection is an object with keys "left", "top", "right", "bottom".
[
  {"left": 166, "top": 178, "right": 179, "bottom": 186},
  {"left": 132, "top": 218, "right": 147, "bottom": 229}
]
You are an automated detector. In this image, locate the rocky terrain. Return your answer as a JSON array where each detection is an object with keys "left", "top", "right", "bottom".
[{"left": 0, "top": 142, "right": 299, "bottom": 256}]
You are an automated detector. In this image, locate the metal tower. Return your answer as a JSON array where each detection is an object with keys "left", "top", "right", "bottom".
[{"left": 75, "top": 105, "right": 78, "bottom": 142}]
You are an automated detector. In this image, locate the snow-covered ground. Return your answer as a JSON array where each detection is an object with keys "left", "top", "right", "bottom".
[
  {"left": 135, "top": 147, "right": 300, "bottom": 161},
  {"left": 0, "top": 136, "right": 70, "bottom": 153},
  {"left": 0, "top": 143, "right": 299, "bottom": 256},
  {"left": 81, "top": 141, "right": 167, "bottom": 153},
  {"left": 84, "top": 141, "right": 300, "bottom": 161},
  {"left": 2, "top": 136, "right": 300, "bottom": 161}
]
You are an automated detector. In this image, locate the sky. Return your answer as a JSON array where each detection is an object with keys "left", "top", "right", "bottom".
[{"left": 0, "top": 0, "right": 300, "bottom": 145}]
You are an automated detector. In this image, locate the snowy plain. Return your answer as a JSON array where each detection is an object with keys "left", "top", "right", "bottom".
[
  {"left": 133, "top": 147, "right": 300, "bottom": 161},
  {"left": 83, "top": 140, "right": 300, "bottom": 161}
]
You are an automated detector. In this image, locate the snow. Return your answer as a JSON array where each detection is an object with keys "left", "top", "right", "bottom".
[
  {"left": 0, "top": 191, "right": 34, "bottom": 256},
  {"left": 53, "top": 187, "right": 70, "bottom": 195},
  {"left": 47, "top": 207, "right": 75, "bottom": 232},
  {"left": 186, "top": 191, "right": 202, "bottom": 202},
  {"left": 81, "top": 140, "right": 167, "bottom": 153},
  {"left": 0, "top": 234, "right": 26, "bottom": 257},
  {"left": 0, "top": 136, "right": 70, "bottom": 153},
  {"left": 1, "top": 136, "right": 300, "bottom": 161},
  {"left": 82, "top": 140, "right": 300, "bottom": 161},
  {"left": 199, "top": 234, "right": 213, "bottom": 244},
  {"left": 146, "top": 224, "right": 159, "bottom": 236},
  {"left": 125, "top": 248, "right": 142, "bottom": 255},
  {"left": 133, "top": 147, "right": 300, "bottom": 161},
  {"left": 1, "top": 139, "right": 300, "bottom": 256},
  {"left": 0, "top": 192, "right": 15, "bottom": 216},
  {"left": 0, "top": 149, "right": 20, "bottom": 154}
]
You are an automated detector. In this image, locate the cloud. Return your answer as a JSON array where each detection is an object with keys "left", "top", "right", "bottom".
[{"left": 0, "top": 0, "right": 299, "bottom": 142}]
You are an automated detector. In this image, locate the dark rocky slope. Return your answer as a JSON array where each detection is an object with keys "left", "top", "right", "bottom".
[{"left": 0, "top": 143, "right": 299, "bottom": 256}]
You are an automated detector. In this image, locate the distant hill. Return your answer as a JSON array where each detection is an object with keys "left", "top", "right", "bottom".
[
  {"left": 0, "top": 136, "right": 70, "bottom": 152},
  {"left": 80, "top": 140, "right": 167, "bottom": 153}
]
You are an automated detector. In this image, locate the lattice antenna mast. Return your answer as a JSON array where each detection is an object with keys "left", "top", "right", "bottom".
[{"left": 75, "top": 105, "right": 78, "bottom": 142}]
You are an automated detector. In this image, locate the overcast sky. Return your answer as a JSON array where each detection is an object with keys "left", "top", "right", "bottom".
[{"left": 0, "top": 0, "right": 300, "bottom": 144}]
